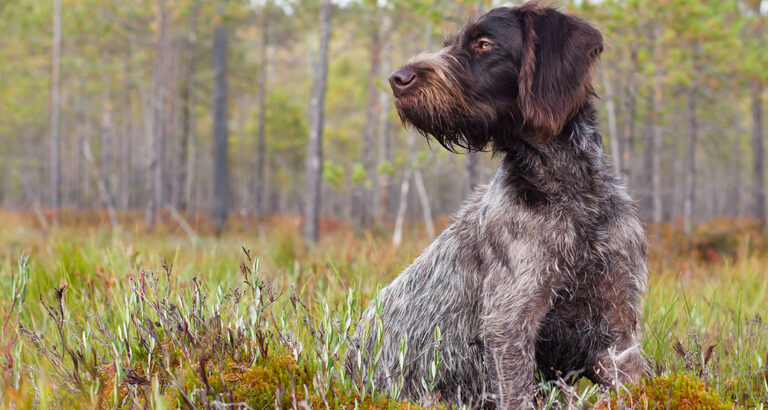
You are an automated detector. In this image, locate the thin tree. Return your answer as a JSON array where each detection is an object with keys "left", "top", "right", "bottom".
[
  {"left": 622, "top": 47, "right": 638, "bottom": 185},
  {"left": 179, "top": 0, "right": 199, "bottom": 212},
  {"left": 601, "top": 71, "right": 622, "bottom": 178},
  {"left": 466, "top": 151, "right": 481, "bottom": 195},
  {"left": 146, "top": 0, "right": 168, "bottom": 230},
  {"left": 99, "top": 76, "right": 113, "bottom": 198},
  {"left": 303, "top": 0, "right": 332, "bottom": 243},
  {"left": 683, "top": 49, "right": 701, "bottom": 235},
  {"left": 752, "top": 83, "right": 764, "bottom": 225},
  {"left": 254, "top": 6, "right": 269, "bottom": 217},
  {"left": 212, "top": 16, "right": 229, "bottom": 235},
  {"left": 643, "top": 24, "right": 663, "bottom": 223},
  {"left": 650, "top": 71, "right": 664, "bottom": 223},
  {"left": 373, "top": 21, "right": 392, "bottom": 224},
  {"left": 49, "top": 0, "right": 62, "bottom": 214},
  {"left": 748, "top": 4, "right": 766, "bottom": 226},
  {"left": 393, "top": 131, "right": 414, "bottom": 248},
  {"left": 358, "top": 21, "right": 382, "bottom": 230}
]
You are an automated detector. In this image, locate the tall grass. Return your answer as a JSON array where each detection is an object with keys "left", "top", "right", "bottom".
[{"left": 0, "top": 212, "right": 765, "bottom": 408}]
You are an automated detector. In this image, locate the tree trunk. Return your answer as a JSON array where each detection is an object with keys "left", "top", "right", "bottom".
[
  {"left": 50, "top": 0, "right": 62, "bottom": 214},
  {"left": 373, "top": 15, "right": 392, "bottom": 225},
  {"left": 212, "top": 22, "right": 229, "bottom": 235},
  {"left": 650, "top": 76, "right": 663, "bottom": 224},
  {"left": 392, "top": 169, "right": 412, "bottom": 248},
  {"left": 752, "top": 82, "right": 765, "bottom": 225},
  {"left": 414, "top": 168, "right": 435, "bottom": 240},
  {"left": 731, "top": 130, "right": 743, "bottom": 217},
  {"left": 466, "top": 151, "right": 481, "bottom": 196},
  {"left": 360, "top": 24, "right": 382, "bottom": 230},
  {"left": 683, "top": 85, "right": 698, "bottom": 235},
  {"left": 99, "top": 81, "right": 112, "bottom": 198},
  {"left": 642, "top": 92, "right": 653, "bottom": 217},
  {"left": 303, "top": 0, "right": 332, "bottom": 243},
  {"left": 146, "top": 0, "right": 168, "bottom": 230},
  {"left": 393, "top": 131, "right": 416, "bottom": 248},
  {"left": 644, "top": 26, "right": 663, "bottom": 223},
  {"left": 374, "top": 32, "right": 391, "bottom": 224},
  {"left": 176, "top": 1, "right": 198, "bottom": 212},
  {"left": 118, "top": 64, "right": 133, "bottom": 209},
  {"left": 621, "top": 47, "right": 638, "bottom": 185},
  {"left": 75, "top": 91, "right": 90, "bottom": 208},
  {"left": 254, "top": 9, "right": 269, "bottom": 217},
  {"left": 602, "top": 71, "right": 622, "bottom": 177}
]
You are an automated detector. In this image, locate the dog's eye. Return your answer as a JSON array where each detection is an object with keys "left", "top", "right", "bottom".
[{"left": 477, "top": 40, "right": 493, "bottom": 51}]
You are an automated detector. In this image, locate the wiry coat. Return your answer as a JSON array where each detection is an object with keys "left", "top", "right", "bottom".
[{"left": 346, "top": 3, "right": 649, "bottom": 408}]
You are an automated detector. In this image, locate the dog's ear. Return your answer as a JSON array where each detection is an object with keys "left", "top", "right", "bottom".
[{"left": 516, "top": 4, "right": 603, "bottom": 139}]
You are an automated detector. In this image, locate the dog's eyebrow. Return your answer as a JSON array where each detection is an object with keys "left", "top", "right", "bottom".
[{"left": 462, "top": 25, "right": 492, "bottom": 42}]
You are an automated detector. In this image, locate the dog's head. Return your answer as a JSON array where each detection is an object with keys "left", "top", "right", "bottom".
[{"left": 390, "top": 2, "right": 603, "bottom": 152}]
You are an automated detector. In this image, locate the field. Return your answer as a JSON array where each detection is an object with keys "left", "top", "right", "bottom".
[{"left": 0, "top": 211, "right": 767, "bottom": 408}]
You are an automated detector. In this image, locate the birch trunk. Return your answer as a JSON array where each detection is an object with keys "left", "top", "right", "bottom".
[{"left": 393, "top": 131, "right": 416, "bottom": 248}]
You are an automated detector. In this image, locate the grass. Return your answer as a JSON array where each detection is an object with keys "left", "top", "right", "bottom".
[{"left": 0, "top": 211, "right": 766, "bottom": 408}]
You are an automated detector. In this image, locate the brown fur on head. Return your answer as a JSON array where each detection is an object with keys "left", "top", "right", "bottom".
[
  {"left": 516, "top": 1, "right": 603, "bottom": 139},
  {"left": 388, "top": 1, "right": 604, "bottom": 150}
]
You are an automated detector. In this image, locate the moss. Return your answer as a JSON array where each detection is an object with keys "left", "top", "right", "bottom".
[
  {"left": 203, "top": 355, "right": 424, "bottom": 409},
  {"left": 597, "top": 375, "right": 733, "bottom": 409}
]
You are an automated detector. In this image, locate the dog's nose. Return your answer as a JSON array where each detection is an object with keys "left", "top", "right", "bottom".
[{"left": 389, "top": 67, "right": 417, "bottom": 94}]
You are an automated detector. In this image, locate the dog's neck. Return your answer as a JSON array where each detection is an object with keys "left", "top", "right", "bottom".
[{"left": 499, "top": 100, "right": 617, "bottom": 207}]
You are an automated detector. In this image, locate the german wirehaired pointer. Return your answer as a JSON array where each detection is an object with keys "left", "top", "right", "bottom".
[{"left": 346, "top": 2, "right": 648, "bottom": 408}]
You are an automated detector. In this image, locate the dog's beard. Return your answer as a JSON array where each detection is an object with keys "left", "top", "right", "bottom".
[
  {"left": 390, "top": 52, "right": 498, "bottom": 152},
  {"left": 393, "top": 81, "right": 496, "bottom": 152}
]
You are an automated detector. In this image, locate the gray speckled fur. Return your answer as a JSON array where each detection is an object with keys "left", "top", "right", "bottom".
[{"left": 345, "top": 106, "right": 648, "bottom": 409}]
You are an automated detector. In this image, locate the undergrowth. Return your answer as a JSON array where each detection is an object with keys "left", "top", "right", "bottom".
[
  {"left": 0, "top": 214, "right": 766, "bottom": 408},
  {"left": 4, "top": 249, "right": 426, "bottom": 408}
]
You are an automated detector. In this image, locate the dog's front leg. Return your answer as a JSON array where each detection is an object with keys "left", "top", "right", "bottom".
[{"left": 481, "top": 267, "right": 558, "bottom": 409}]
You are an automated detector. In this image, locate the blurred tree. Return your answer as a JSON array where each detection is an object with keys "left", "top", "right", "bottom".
[
  {"left": 304, "top": 0, "right": 332, "bottom": 243},
  {"left": 146, "top": 0, "right": 169, "bottom": 230},
  {"left": 739, "top": 0, "right": 767, "bottom": 226},
  {"left": 254, "top": 4, "right": 270, "bottom": 217},
  {"left": 175, "top": 0, "right": 201, "bottom": 212},
  {"left": 49, "top": 0, "right": 62, "bottom": 216},
  {"left": 213, "top": 6, "right": 229, "bottom": 235}
]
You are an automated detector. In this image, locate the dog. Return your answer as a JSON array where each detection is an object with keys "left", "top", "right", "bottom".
[{"left": 345, "top": 2, "right": 649, "bottom": 408}]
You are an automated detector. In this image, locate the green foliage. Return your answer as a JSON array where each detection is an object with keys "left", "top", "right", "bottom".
[
  {"left": 378, "top": 160, "right": 396, "bottom": 177},
  {"left": 351, "top": 162, "right": 367, "bottom": 184},
  {"left": 323, "top": 159, "right": 346, "bottom": 191}
]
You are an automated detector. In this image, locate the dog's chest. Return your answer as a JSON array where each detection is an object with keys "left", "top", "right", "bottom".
[{"left": 475, "top": 180, "right": 607, "bottom": 276}]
